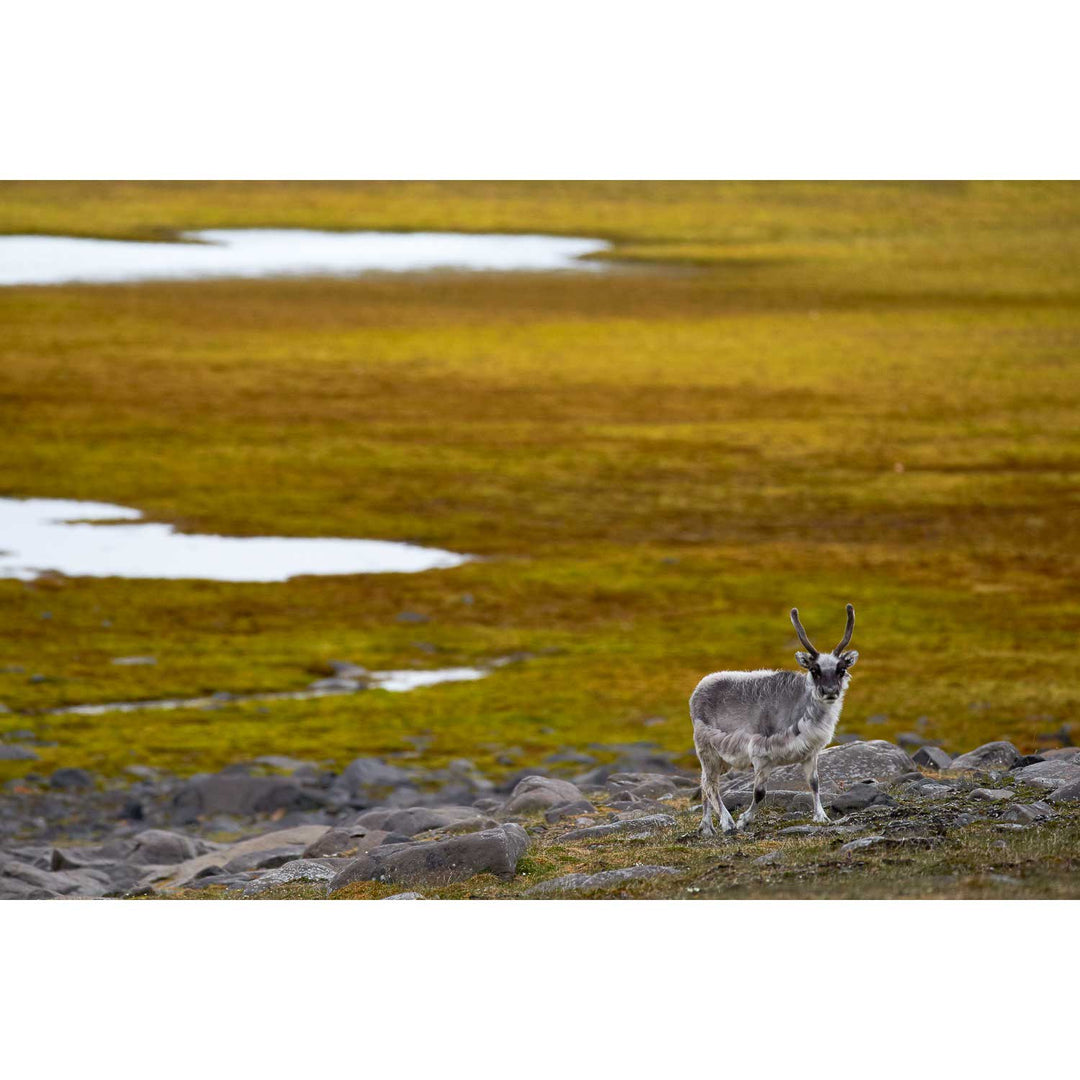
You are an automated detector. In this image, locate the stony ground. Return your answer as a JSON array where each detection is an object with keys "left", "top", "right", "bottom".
[{"left": 2, "top": 736, "right": 1079, "bottom": 900}]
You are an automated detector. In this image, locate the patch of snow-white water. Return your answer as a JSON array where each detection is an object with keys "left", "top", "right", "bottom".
[
  {"left": 371, "top": 668, "right": 487, "bottom": 692},
  {"left": 0, "top": 497, "right": 470, "bottom": 582},
  {"left": 0, "top": 229, "right": 611, "bottom": 286},
  {"left": 46, "top": 665, "right": 493, "bottom": 716}
]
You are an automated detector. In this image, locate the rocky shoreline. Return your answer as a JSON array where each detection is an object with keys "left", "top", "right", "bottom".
[{"left": 2, "top": 737, "right": 1079, "bottom": 900}]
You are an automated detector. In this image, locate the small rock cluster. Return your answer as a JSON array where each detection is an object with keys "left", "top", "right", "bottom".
[{"left": 1, "top": 737, "right": 1077, "bottom": 899}]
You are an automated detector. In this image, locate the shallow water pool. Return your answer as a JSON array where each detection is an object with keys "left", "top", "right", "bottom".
[
  {"left": 0, "top": 229, "right": 611, "bottom": 286},
  {"left": 0, "top": 498, "right": 470, "bottom": 582}
]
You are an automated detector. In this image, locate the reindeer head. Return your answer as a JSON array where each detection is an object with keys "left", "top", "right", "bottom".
[{"left": 790, "top": 604, "right": 858, "bottom": 703}]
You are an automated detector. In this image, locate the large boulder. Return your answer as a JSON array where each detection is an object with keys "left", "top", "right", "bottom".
[
  {"left": 721, "top": 740, "right": 916, "bottom": 796},
  {"left": 503, "top": 775, "right": 585, "bottom": 813},
  {"left": 328, "top": 824, "right": 529, "bottom": 890},
  {"left": 171, "top": 773, "right": 326, "bottom": 822},
  {"left": 912, "top": 746, "right": 953, "bottom": 770},
  {"left": 1013, "top": 760, "right": 1080, "bottom": 788},
  {"left": 349, "top": 806, "right": 489, "bottom": 837},
  {"left": 1039, "top": 748, "right": 1080, "bottom": 762},
  {"left": 949, "top": 741, "right": 1020, "bottom": 772},
  {"left": 331, "top": 757, "right": 414, "bottom": 799},
  {"left": 1048, "top": 777, "right": 1080, "bottom": 804},
  {"left": 130, "top": 829, "right": 203, "bottom": 865}
]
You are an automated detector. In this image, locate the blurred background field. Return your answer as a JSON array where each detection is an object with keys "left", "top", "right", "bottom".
[{"left": 1, "top": 181, "right": 1078, "bottom": 780}]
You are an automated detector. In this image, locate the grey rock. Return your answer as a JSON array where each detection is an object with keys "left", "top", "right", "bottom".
[
  {"left": 1048, "top": 777, "right": 1080, "bottom": 803},
  {"left": 503, "top": 775, "right": 586, "bottom": 814},
  {"left": 0, "top": 877, "right": 58, "bottom": 899},
  {"left": 911, "top": 783, "right": 952, "bottom": 799},
  {"left": 912, "top": 746, "right": 953, "bottom": 770},
  {"left": 1022, "top": 776, "right": 1061, "bottom": 793},
  {"left": 525, "top": 873, "right": 591, "bottom": 895},
  {"left": 831, "top": 784, "right": 895, "bottom": 813},
  {"left": 969, "top": 788, "right": 1014, "bottom": 802},
  {"left": 0, "top": 856, "right": 113, "bottom": 897},
  {"left": 839, "top": 835, "right": 886, "bottom": 853},
  {"left": 544, "top": 800, "right": 596, "bottom": 823},
  {"left": 303, "top": 825, "right": 396, "bottom": 858},
  {"left": 525, "top": 864, "right": 679, "bottom": 896},
  {"left": 0, "top": 745, "right": 39, "bottom": 761},
  {"left": 1039, "top": 747, "right": 1080, "bottom": 762},
  {"left": 49, "top": 767, "right": 95, "bottom": 791},
  {"left": 381, "top": 892, "right": 425, "bottom": 900},
  {"left": 50, "top": 838, "right": 137, "bottom": 869},
  {"left": 131, "top": 829, "right": 203, "bottom": 865},
  {"left": 110, "top": 655, "right": 156, "bottom": 666},
  {"left": 1013, "top": 760, "right": 1080, "bottom": 787},
  {"left": 350, "top": 806, "right": 488, "bottom": 837},
  {"left": 949, "top": 741, "right": 1020, "bottom": 772},
  {"left": 753, "top": 850, "right": 783, "bottom": 866},
  {"left": 559, "top": 814, "right": 676, "bottom": 842},
  {"left": 777, "top": 823, "right": 863, "bottom": 836},
  {"left": 1002, "top": 801, "right": 1055, "bottom": 824},
  {"left": 172, "top": 773, "right": 325, "bottom": 821},
  {"left": 242, "top": 859, "right": 342, "bottom": 896},
  {"left": 328, "top": 824, "right": 530, "bottom": 890},
  {"left": 332, "top": 757, "right": 414, "bottom": 798}
]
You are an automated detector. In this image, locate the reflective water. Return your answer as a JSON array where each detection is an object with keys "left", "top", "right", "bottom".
[
  {"left": 48, "top": 666, "right": 489, "bottom": 715},
  {"left": 0, "top": 229, "right": 611, "bottom": 286},
  {"left": 0, "top": 498, "right": 470, "bottom": 581}
]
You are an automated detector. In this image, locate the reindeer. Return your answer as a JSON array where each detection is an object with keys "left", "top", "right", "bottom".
[{"left": 690, "top": 604, "right": 858, "bottom": 835}]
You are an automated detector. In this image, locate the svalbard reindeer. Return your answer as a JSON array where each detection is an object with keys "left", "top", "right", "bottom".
[{"left": 690, "top": 604, "right": 858, "bottom": 835}]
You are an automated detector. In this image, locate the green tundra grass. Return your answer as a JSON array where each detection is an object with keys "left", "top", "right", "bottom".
[{"left": 1, "top": 182, "right": 1078, "bottom": 781}]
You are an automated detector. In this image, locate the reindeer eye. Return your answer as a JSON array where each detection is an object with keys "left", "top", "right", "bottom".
[{"left": 810, "top": 666, "right": 820, "bottom": 676}]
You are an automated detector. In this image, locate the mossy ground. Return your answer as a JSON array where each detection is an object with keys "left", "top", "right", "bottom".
[{"left": 1, "top": 182, "right": 1078, "bottom": 784}]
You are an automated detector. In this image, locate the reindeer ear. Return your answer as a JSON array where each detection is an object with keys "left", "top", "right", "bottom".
[
  {"left": 795, "top": 651, "right": 815, "bottom": 669},
  {"left": 839, "top": 650, "right": 859, "bottom": 666}
]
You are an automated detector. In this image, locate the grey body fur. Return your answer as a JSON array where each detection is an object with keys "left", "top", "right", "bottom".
[{"left": 690, "top": 605, "right": 858, "bottom": 834}]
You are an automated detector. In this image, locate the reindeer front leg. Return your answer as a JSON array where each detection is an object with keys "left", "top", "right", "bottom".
[
  {"left": 736, "top": 764, "right": 771, "bottom": 830},
  {"left": 803, "top": 753, "right": 829, "bottom": 823}
]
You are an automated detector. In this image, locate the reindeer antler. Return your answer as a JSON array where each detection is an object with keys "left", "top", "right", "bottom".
[
  {"left": 833, "top": 603, "right": 855, "bottom": 655},
  {"left": 789, "top": 608, "right": 818, "bottom": 656}
]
